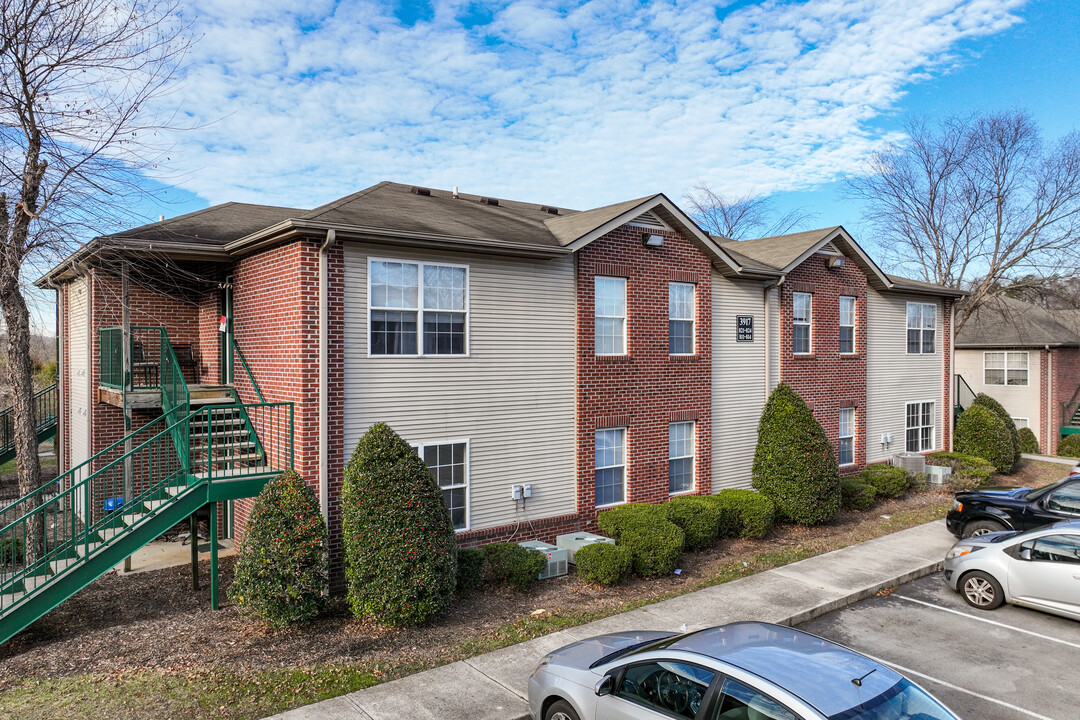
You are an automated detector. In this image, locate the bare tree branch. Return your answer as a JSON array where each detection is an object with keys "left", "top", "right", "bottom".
[{"left": 683, "top": 182, "right": 817, "bottom": 240}]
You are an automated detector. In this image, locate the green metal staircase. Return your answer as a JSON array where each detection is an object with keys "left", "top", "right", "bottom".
[
  {"left": 1062, "top": 384, "right": 1080, "bottom": 438},
  {"left": 0, "top": 383, "right": 58, "bottom": 466}
]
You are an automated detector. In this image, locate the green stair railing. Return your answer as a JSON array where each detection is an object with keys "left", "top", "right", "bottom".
[
  {"left": 1061, "top": 384, "right": 1080, "bottom": 436},
  {"left": 954, "top": 374, "right": 976, "bottom": 419},
  {"left": 0, "top": 383, "right": 58, "bottom": 463}
]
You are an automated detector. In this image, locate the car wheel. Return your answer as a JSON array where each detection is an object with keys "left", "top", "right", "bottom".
[
  {"left": 960, "top": 570, "right": 1005, "bottom": 610},
  {"left": 544, "top": 699, "right": 580, "bottom": 720},
  {"left": 962, "top": 519, "right": 1006, "bottom": 538}
]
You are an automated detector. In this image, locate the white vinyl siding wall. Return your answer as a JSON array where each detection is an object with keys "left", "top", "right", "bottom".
[
  {"left": 68, "top": 277, "right": 91, "bottom": 471},
  {"left": 712, "top": 273, "right": 767, "bottom": 489},
  {"left": 343, "top": 243, "right": 577, "bottom": 532},
  {"left": 955, "top": 348, "right": 1042, "bottom": 444},
  {"left": 865, "top": 289, "right": 945, "bottom": 464}
]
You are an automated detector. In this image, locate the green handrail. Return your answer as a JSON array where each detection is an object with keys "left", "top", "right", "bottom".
[
  {"left": 0, "top": 383, "right": 58, "bottom": 458},
  {"left": 230, "top": 337, "right": 266, "bottom": 404},
  {"left": 955, "top": 374, "right": 976, "bottom": 412}
]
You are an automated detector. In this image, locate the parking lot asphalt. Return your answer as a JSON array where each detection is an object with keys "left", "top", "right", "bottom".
[{"left": 799, "top": 573, "right": 1080, "bottom": 720}]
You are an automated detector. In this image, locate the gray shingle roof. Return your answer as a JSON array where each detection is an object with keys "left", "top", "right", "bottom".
[
  {"left": 956, "top": 296, "right": 1080, "bottom": 348},
  {"left": 111, "top": 202, "right": 305, "bottom": 245},
  {"left": 544, "top": 195, "right": 655, "bottom": 246},
  {"left": 717, "top": 227, "right": 840, "bottom": 270}
]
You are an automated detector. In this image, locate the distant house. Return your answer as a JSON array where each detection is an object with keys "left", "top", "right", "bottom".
[{"left": 955, "top": 296, "right": 1080, "bottom": 454}]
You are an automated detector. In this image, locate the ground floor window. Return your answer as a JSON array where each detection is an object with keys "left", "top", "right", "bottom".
[
  {"left": 906, "top": 402, "right": 935, "bottom": 452},
  {"left": 595, "top": 428, "right": 626, "bottom": 507},
  {"left": 1012, "top": 417, "right": 1029, "bottom": 429},
  {"left": 838, "top": 407, "right": 855, "bottom": 466},
  {"left": 415, "top": 441, "right": 468, "bottom": 530},
  {"left": 669, "top": 421, "right": 695, "bottom": 493}
]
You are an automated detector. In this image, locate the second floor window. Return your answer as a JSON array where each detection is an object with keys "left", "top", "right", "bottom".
[
  {"left": 985, "top": 351, "right": 1028, "bottom": 386},
  {"left": 370, "top": 260, "right": 467, "bottom": 355},
  {"left": 595, "top": 276, "right": 626, "bottom": 355},
  {"left": 906, "top": 302, "right": 936, "bottom": 354},
  {"left": 669, "top": 282, "right": 695, "bottom": 355},
  {"left": 793, "top": 292, "right": 812, "bottom": 354},
  {"left": 839, "top": 295, "right": 855, "bottom": 354}
]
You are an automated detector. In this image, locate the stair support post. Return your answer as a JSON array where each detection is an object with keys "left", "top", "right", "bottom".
[
  {"left": 210, "top": 500, "right": 219, "bottom": 610},
  {"left": 122, "top": 264, "right": 133, "bottom": 573},
  {"left": 189, "top": 513, "right": 199, "bottom": 591}
]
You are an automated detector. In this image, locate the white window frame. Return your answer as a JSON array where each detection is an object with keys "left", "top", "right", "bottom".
[
  {"left": 984, "top": 351, "right": 1029, "bottom": 386},
  {"left": 906, "top": 302, "right": 937, "bottom": 355},
  {"left": 838, "top": 407, "right": 855, "bottom": 467},
  {"left": 839, "top": 295, "right": 856, "bottom": 355},
  {"left": 595, "top": 427, "right": 627, "bottom": 507},
  {"left": 793, "top": 292, "right": 812, "bottom": 355},
  {"left": 668, "top": 282, "right": 695, "bottom": 356},
  {"left": 1012, "top": 417, "right": 1029, "bottom": 429},
  {"left": 595, "top": 276, "right": 627, "bottom": 356},
  {"left": 905, "top": 401, "right": 936, "bottom": 453},
  {"left": 668, "top": 421, "right": 695, "bottom": 494},
  {"left": 368, "top": 257, "right": 470, "bottom": 357},
  {"left": 413, "top": 439, "right": 471, "bottom": 532}
]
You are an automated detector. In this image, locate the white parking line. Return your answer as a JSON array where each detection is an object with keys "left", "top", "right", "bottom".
[
  {"left": 858, "top": 652, "right": 1058, "bottom": 720},
  {"left": 892, "top": 594, "right": 1080, "bottom": 651}
]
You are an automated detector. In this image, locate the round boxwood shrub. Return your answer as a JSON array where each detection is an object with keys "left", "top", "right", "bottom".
[
  {"left": 342, "top": 422, "right": 457, "bottom": 626},
  {"left": 1018, "top": 427, "right": 1039, "bottom": 455},
  {"left": 455, "top": 547, "right": 485, "bottom": 595},
  {"left": 481, "top": 542, "right": 547, "bottom": 590},
  {"left": 704, "top": 489, "right": 775, "bottom": 539},
  {"left": 752, "top": 384, "right": 841, "bottom": 525},
  {"left": 971, "top": 394, "right": 1020, "bottom": 470},
  {"left": 840, "top": 477, "right": 878, "bottom": 511},
  {"left": 858, "top": 464, "right": 910, "bottom": 499},
  {"left": 597, "top": 503, "right": 685, "bottom": 577},
  {"left": 575, "top": 543, "right": 633, "bottom": 586},
  {"left": 1058, "top": 434, "right": 1080, "bottom": 458},
  {"left": 227, "top": 470, "right": 328, "bottom": 628},
  {"left": 955, "top": 405, "right": 1014, "bottom": 474},
  {"left": 661, "top": 496, "right": 721, "bottom": 550}
]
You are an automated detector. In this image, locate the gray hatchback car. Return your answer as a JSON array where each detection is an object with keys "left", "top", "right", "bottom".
[{"left": 527, "top": 621, "right": 960, "bottom": 720}]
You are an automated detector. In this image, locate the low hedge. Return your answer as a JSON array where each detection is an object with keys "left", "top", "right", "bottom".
[
  {"left": 575, "top": 543, "right": 633, "bottom": 586},
  {"left": 455, "top": 547, "right": 485, "bottom": 594},
  {"left": 661, "top": 496, "right": 721, "bottom": 550},
  {"left": 1018, "top": 427, "right": 1039, "bottom": 454},
  {"left": 926, "top": 451, "right": 995, "bottom": 491},
  {"left": 1058, "top": 434, "right": 1080, "bottom": 458},
  {"left": 858, "top": 464, "right": 911, "bottom": 499},
  {"left": 597, "top": 503, "right": 685, "bottom": 577},
  {"left": 840, "top": 478, "right": 878, "bottom": 511},
  {"left": 956, "top": 404, "right": 1014, "bottom": 473},
  {"left": 704, "top": 489, "right": 775, "bottom": 539},
  {"left": 481, "top": 542, "right": 547, "bottom": 591}
]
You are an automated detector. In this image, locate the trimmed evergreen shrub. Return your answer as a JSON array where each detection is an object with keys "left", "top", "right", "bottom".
[
  {"left": 858, "top": 464, "right": 910, "bottom": 499},
  {"left": 752, "top": 384, "right": 841, "bottom": 525},
  {"left": 926, "top": 451, "right": 995, "bottom": 491},
  {"left": 575, "top": 543, "right": 633, "bottom": 586},
  {"left": 597, "top": 503, "right": 685, "bottom": 577},
  {"left": 955, "top": 405, "right": 1014, "bottom": 473},
  {"left": 840, "top": 478, "right": 878, "bottom": 511},
  {"left": 342, "top": 422, "right": 458, "bottom": 626},
  {"left": 227, "top": 470, "right": 328, "bottom": 628},
  {"left": 704, "top": 489, "right": 775, "bottom": 539},
  {"left": 661, "top": 496, "right": 721, "bottom": 550},
  {"left": 1018, "top": 427, "right": 1039, "bottom": 454},
  {"left": 455, "top": 547, "right": 485, "bottom": 595},
  {"left": 481, "top": 542, "right": 547, "bottom": 590},
  {"left": 971, "top": 394, "right": 1020, "bottom": 470},
  {"left": 1058, "top": 434, "right": 1080, "bottom": 458}
]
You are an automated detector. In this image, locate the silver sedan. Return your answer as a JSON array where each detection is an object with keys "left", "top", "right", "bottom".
[{"left": 943, "top": 519, "right": 1080, "bottom": 620}]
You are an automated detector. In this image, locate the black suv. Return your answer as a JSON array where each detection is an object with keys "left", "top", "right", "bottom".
[{"left": 946, "top": 472, "right": 1080, "bottom": 538}]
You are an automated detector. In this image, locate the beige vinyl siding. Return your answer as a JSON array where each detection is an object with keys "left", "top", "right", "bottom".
[
  {"left": 68, "top": 277, "right": 91, "bottom": 471},
  {"left": 955, "top": 348, "right": 1041, "bottom": 441},
  {"left": 866, "top": 289, "right": 945, "bottom": 464},
  {"left": 343, "top": 243, "right": 577, "bottom": 532},
  {"left": 712, "top": 273, "right": 766, "bottom": 489}
]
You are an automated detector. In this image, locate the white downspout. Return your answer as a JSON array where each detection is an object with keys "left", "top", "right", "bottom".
[{"left": 318, "top": 229, "right": 338, "bottom": 521}]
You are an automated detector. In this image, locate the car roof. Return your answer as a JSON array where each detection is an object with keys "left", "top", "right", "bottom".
[{"left": 662, "top": 622, "right": 902, "bottom": 717}]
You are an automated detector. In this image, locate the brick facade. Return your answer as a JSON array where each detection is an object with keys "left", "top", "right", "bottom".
[{"left": 1051, "top": 347, "right": 1080, "bottom": 455}]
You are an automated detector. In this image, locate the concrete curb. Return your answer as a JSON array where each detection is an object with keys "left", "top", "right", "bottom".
[{"left": 1021, "top": 452, "right": 1079, "bottom": 468}]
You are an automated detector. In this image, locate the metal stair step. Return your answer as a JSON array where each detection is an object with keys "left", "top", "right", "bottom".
[
  {"left": 75, "top": 542, "right": 102, "bottom": 557},
  {"left": 121, "top": 511, "right": 146, "bottom": 527},
  {"left": 51, "top": 556, "right": 80, "bottom": 574},
  {"left": 194, "top": 465, "right": 276, "bottom": 480},
  {"left": 99, "top": 526, "right": 126, "bottom": 541},
  {"left": 2, "top": 589, "right": 26, "bottom": 607},
  {"left": 189, "top": 396, "right": 235, "bottom": 407}
]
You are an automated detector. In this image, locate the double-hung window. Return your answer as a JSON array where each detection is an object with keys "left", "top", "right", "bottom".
[
  {"left": 838, "top": 408, "right": 855, "bottom": 466},
  {"left": 985, "top": 351, "right": 1028, "bottom": 386},
  {"left": 668, "top": 282, "right": 695, "bottom": 355},
  {"left": 793, "top": 292, "right": 812, "bottom": 354},
  {"left": 595, "top": 428, "right": 626, "bottom": 506},
  {"left": 906, "top": 402, "right": 935, "bottom": 452},
  {"left": 595, "top": 277, "right": 626, "bottom": 355},
  {"left": 668, "top": 421, "right": 694, "bottom": 493},
  {"left": 370, "top": 260, "right": 468, "bottom": 355},
  {"left": 839, "top": 296, "right": 856, "bottom": 354},
  {"left": 906, "top": 302, "right": 936, "bottom": 354},
  {"left": 415, "top": 441, "right": 469, "bottom": 530}
]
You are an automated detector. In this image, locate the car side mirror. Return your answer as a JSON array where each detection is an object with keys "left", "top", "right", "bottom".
[
  {"left": 595, "top": 674, "right": 614, "bottom": 697},
  {"left": 1018, "top": 547, "right": 1032, "bottom": 561}
]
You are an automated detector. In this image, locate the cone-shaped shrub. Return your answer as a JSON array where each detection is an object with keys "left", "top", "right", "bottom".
[
  {"left": 752, "top": 384, "right": 841, "bottom": 525},
  {"left": 971, "top": 394, "right": 1020, "bottom": 470},
  {"left": 1018, "top": 427, "right": 1039, "bottom": 454},
  {"left": 342, "top": 422, "right": 457, "bottom": 626},
  {"left": 227, "top": 470, "right": 328, "bottom": 628},
  {"left": 956, "top": 405, "right": 1013, "bottom": 473}
]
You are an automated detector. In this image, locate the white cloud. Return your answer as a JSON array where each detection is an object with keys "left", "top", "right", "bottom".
[{"left": 147, "top": 0, "right": 1027, "bottom": 210}]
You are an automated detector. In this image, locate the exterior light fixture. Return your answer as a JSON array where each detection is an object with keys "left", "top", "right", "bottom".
[
  {"left": 827, "top": 256, "right": 846, "bottom": 268},
  {"left": 643, "top": 233, "right": 664, "bottom": 247}
]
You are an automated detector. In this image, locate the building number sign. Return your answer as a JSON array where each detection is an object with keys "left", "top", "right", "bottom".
[{"left": 736, "top": 315, "right": 754, "bottom": 342}]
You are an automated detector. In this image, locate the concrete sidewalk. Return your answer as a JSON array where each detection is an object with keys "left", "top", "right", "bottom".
[{"left": 268, "top": 520, "right": 957, "bottom": 720}]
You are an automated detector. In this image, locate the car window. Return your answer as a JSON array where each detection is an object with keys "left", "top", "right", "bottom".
[
  {"left": 1044, "top": 483, "right": 1080, "bottom": 514},
  {"left": 713, "top": 678, "right": 797, "bottom": 720},
  {"left": 1024, "top": 534, "right": 1080, "bottom": 563},
  {"left": 828, "top": 678, "right": 957, "bottom": 720},
  {"left": 619, "top": 660, "right": 716, "bottom": 719}
]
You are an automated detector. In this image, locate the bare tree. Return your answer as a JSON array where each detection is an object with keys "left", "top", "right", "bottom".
[
  {"left": 0, "top": 0, "right": 189, "bottom": 560},
  {"left": 847, "top": 111, "right": 1080, "bottom": 332},
  {"left": 683, "top": 182, "right": 817, "bottom": 240}
]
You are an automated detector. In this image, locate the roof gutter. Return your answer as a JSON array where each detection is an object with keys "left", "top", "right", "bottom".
[{"left": 318, "top": 228, "right": 338, "bottom": 522}]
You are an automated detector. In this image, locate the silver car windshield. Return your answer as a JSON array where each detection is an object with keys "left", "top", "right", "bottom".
[{"left": 828, "top": 679, "right": 957, "bottom": 720}]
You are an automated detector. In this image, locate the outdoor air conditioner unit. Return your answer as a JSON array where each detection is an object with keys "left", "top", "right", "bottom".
[
  {"left": 518, "top": 541, "right": 569, "bottom": 580},
  {"left": 925, "top": 465, "right": 953, "bottom": 485},
  {"left": 892, "top": 452, "right": 926, "bottom": 475},
  {"left": 555, "top": 531, "right": 615, "bottom": 564}
]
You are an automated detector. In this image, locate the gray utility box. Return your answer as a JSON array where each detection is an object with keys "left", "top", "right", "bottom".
[
  {"left": 518, "top": 540, "right": 569, "bottom": 579},
  {"left": 555, "top": 531, "right": 615, "bottom": 564},
  {"left": 925, "top": 465, "right": 953, "bottom": 484}
]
